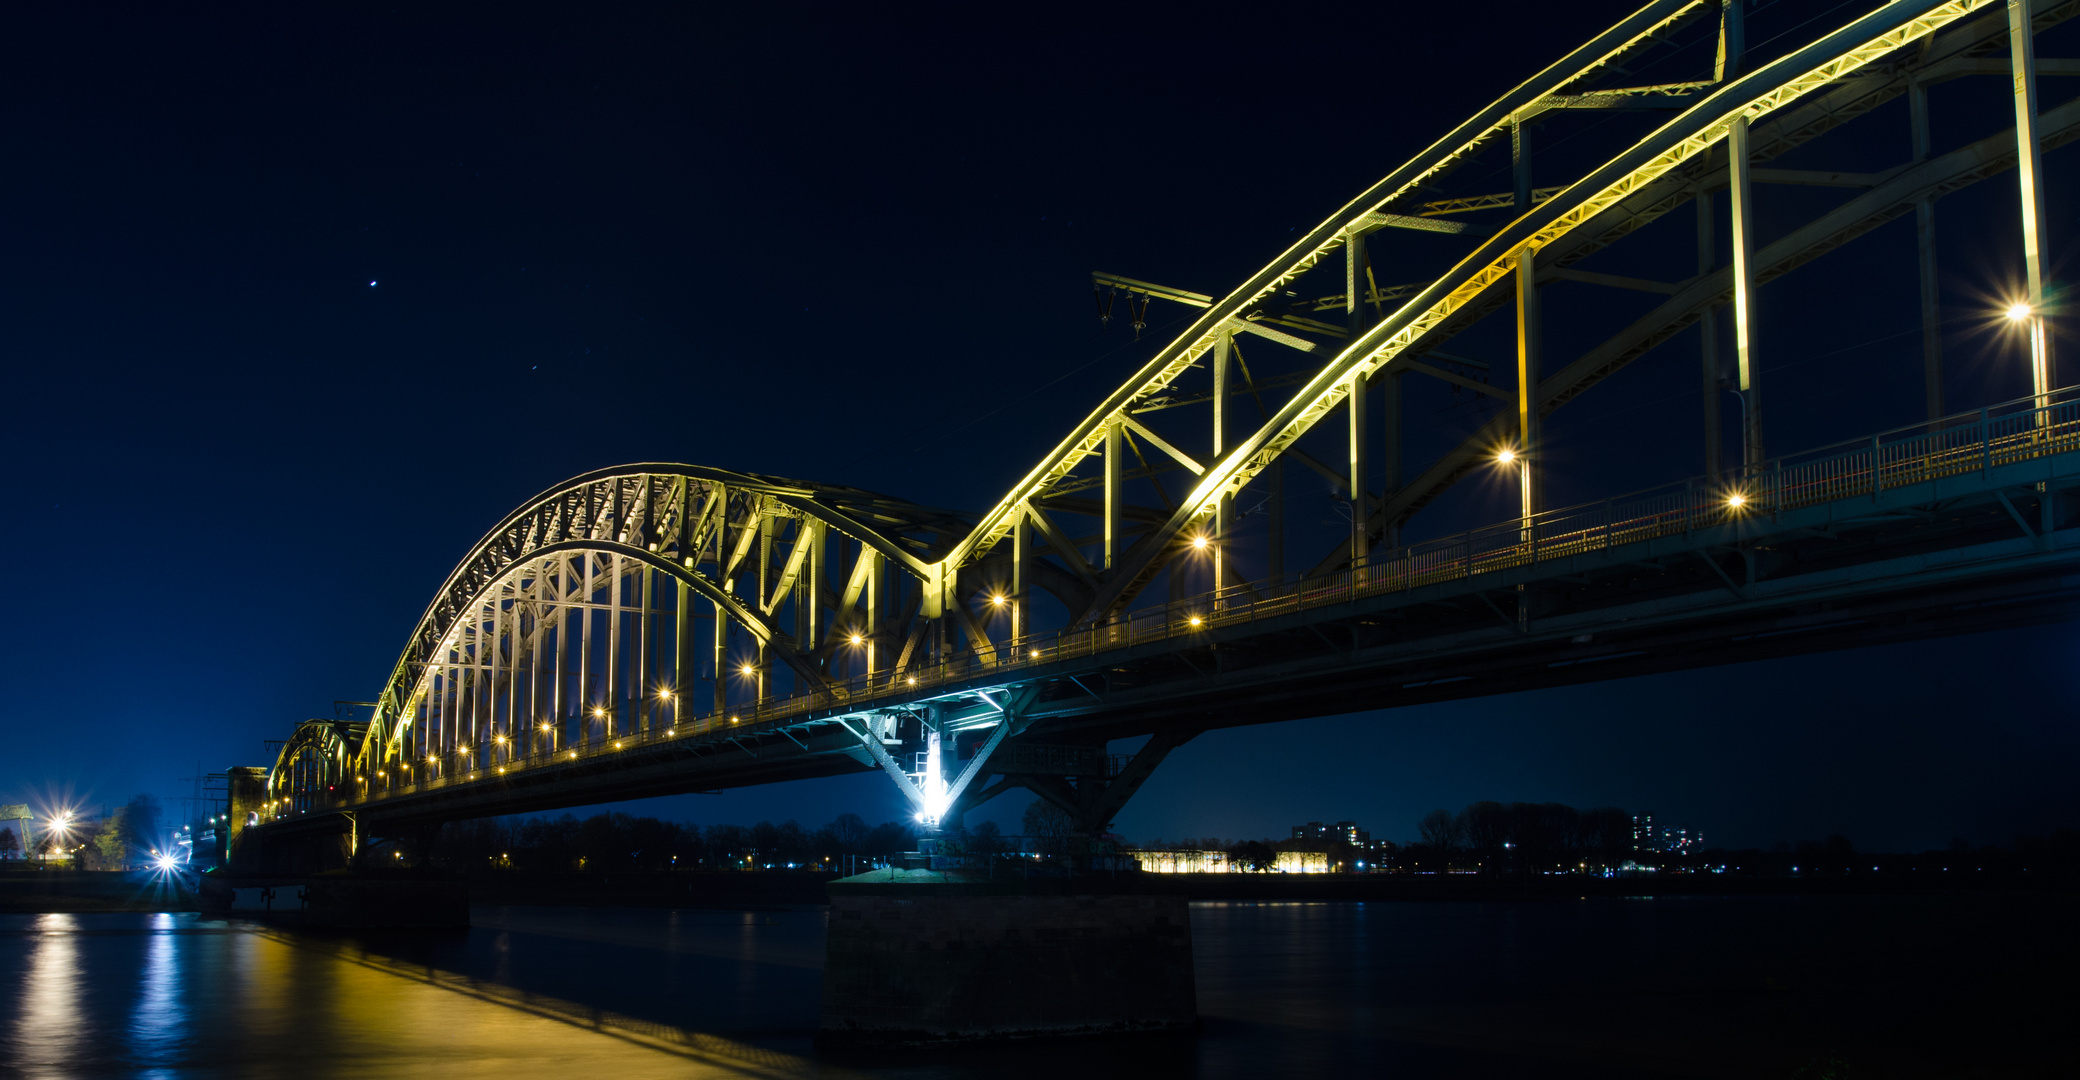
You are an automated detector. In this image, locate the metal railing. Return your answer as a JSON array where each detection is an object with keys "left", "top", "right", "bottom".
[{"left": 320, "top": 385, "right": 2080, "bottom": 811}]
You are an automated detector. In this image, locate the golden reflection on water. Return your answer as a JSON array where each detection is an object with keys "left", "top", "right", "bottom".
[
  {"left": 241, "top": 929, "right": 829, "bottom": 1080},
  {"left": 14, "top": 913, "right": 81, "bottom": 1080},
  {"left": 9, "top": 915, "right": 830, "bottom": 1080}
]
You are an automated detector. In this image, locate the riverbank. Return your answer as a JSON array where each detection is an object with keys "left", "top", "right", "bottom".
[
  {"left": 0, "top": 869, "right": 198, "bottom": 912},
  {"left": 4, "top": 865, "right": 2068, "bottom": 914}
]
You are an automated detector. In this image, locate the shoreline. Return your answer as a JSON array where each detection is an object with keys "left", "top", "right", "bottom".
[{"left": 4, "top": 866, "right": 2070, "bottom": 914}]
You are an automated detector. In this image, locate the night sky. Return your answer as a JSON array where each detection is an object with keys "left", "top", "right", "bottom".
[{"left": 3, "top": 1, "right": 2073, "bottom": 853}]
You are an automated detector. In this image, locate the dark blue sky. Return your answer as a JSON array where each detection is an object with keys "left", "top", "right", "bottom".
[{"left": 2, "top": 0, "right": 2072, "bottom": 852}]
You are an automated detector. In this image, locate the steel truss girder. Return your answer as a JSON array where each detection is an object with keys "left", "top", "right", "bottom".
[
  {"left": 1069, "top": 0, "right": 2004, "bottom": 620},
  {"left": 948, "top": 0, "right": 1711, "bottom": 574}
]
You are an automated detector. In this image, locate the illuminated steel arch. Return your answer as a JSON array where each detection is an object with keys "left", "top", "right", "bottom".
[
  {"left": 267, "top": 718, "right": 369, "bottom": 819},
  {"left": 268, "top": 0, "right": 2072, "bottom": 822},
  {"left": 949, "top": 0, "right": 2066, "bottom": 629},
  {"left": 349, "top": 466, "right": 975, "bottom": 783}
]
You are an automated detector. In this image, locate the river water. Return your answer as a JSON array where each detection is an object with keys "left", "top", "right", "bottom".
[{"left": 3, "top": 892, "right": 2071, "bottom": 1078}]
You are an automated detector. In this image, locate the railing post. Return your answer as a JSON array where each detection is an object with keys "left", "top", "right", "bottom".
[
  {"left": 1871, "top": 435, "right": 1882, "bottom": 501},
  {"left": 1603, "top": 498, "right": 1614, "bottom": 550},
  {"left": 1771, "top": 459, "right": 1782, "bottom": 524},
  {"left": 1981, "top": 407, "right": 1992, "bottom": 478}
]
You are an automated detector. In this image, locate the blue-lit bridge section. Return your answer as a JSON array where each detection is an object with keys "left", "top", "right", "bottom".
[{"left": 251, "top": 0, "right": 2077, "bottom": 846}]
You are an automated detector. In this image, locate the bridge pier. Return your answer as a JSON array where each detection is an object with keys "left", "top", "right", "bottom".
[{"left": 819, "top": 877, "right": 1195, "bottom": 1046}]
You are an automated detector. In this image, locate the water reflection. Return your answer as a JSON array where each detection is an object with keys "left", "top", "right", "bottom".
[
  {"left": 13, "top": 913, "right": 82, "bottom": 1080},
  {"left": 1, "top": 895, "right": 2069, "bottom": 1078},
  {"left": 130, "top": 911, "right": 187, "bottom": 1075}
]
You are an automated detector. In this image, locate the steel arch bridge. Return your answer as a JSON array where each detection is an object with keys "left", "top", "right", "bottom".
[{"left": 256, "top": 0, "right": 2076, "bottom": 845}]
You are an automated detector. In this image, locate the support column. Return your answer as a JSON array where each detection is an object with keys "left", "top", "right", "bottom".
[
  {"left": 1103, "top": 420, "right": 1121, "bottom": 570},
  {"left": 711, "top": 600, "right": 728, "bottom": 720},
  {"left": 1010, "top": 510, "right": 1028, "bottom": 645},
  {"left": 638, "top": 565, "right": 654, "bottom": 734},
  {"left": 1345, "top": 230, "right": 1370, "bottom": 338},
  {"left": 674, "top": 579, "right": 691, "bottom": 730},
  {"left": 923, "top": 725, "right": 945, "bottom": 826},
  {"left": 756, "top": 515, "right": 772, "bottom": 703},
  {"left": 1911, "top": 80, "right": 1943, "bottom": 420},
  {"left": 1698, "top": 189, "right": 1723, "bottom": 478},
  {"left": 1515, "top": 245, "right": 1542, "bottom": 521},
  {"left": 1729, "top": 115, "right": 1763, "bottom": 472},
  {"left": 1212, "top": 330, "right": 1232, "bottom": 594},
  {"left": 864, "top": 551, "right": 882, "bottom": 682},
  {"left": 2010, "top": 0, "right": 2054, "bottom": 404},
  {"left": 578, "top": 555, "right": 594, "bottom": 745},
  {"left": 1348, "top": 373, "right": 1369, "bottom": 563}
]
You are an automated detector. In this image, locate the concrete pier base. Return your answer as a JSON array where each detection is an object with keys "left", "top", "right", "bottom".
[
  {"left": 819, "top": 874, "right": 1196, "bottom": 1045},
  {"left": 199, "top": 874, "right": 469, "bottom": 928}
]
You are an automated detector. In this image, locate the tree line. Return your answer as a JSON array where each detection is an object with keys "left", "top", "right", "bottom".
[
  {"left": 430, "top": 811, "right": 921, "bottom": 873},
  {"left": 1407, "top": 801, "right": 1635, "bottom": 873}
]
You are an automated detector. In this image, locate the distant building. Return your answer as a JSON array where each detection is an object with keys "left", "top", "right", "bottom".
[
  {"left": 1632, "top": 812, "right": 1702, "bottom": 854},
  {"left": 1291, "top": 820, "right": 1370, "bottom": 847},
  {"left": 1132, "top": 849, "right": 1330, "bottom": 874},
  {"left": 1275, "top": 850, "right": 1329, "bottom": 874},
  {"left": 1631, "top": 812, "right": 1654, "bottom": 852}
]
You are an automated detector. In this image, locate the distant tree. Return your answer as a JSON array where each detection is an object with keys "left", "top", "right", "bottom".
[
  {"left": 969, "top": 820, "right": 1005, "bottom": 856},
  {"left": 863, "top": 820, "right": 914, "bottom": 855},
  {"left": 706, "top": 824, "right": 751, "bottom": 866},
  {"left": 0, "top": 827, "right": 18, "bottom": 856},
  {"left": 577, "top": 813, "right": 635, "bottom": 869},
  {"left": 1418, "top": 809, "right": 1460, "bottom": 852},
  {"left": 749, "top": 821, "right": 782, "bottom": 866},
  {"left": 93, "top": 814, "right": 127, "bottom": 864},
  {"left": 521, "top": 814, "right": 584, "bottom": 870},
  {"left": 1457, "top": 801, "right": 1508, "bottom": 872},
  {"left": 774, "top": 820, "right": 808, "bottom": 865},
  {"left": 120, "top": 795, "right": 162, "bottom": 858},
  {"left": 1021, "top": 799, "right": 1075, "bottom": 839},
  {"left": 626, "top": 816, "right": 684, "bottom": 870},
  {"left": 1228, "top": 839, "right": 1275, "bottom": 873},
  {"left": 1578, "top": 807, "right": 1633, "bottom": 869},
  {"left": 1505, "top": 802, "right": 1579, "bottom": 874},
  {"left": 826, "top": 813, "right": 870, "bottom": 853}
]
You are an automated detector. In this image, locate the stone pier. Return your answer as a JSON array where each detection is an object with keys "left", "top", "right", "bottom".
[{"left": 819, "top": 872, "right": 1196, "bottom": 1045}]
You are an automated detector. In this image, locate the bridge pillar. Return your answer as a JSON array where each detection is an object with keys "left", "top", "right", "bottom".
[
  {"left": 1348, "top": 370, "right": 1369, "bottom": 562},
  {"left": 1729, "top": 114, "right": 1763, "bottom": 473},
  {"left": 820, "top": 884, "right": 1195, "bottom": 1046},
  {"left": 1515, "top": 244, "right": 1542, "bottom": 521},
  {"left": 2009, "top": 0, "right": 2055, "bottom": 398}
]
